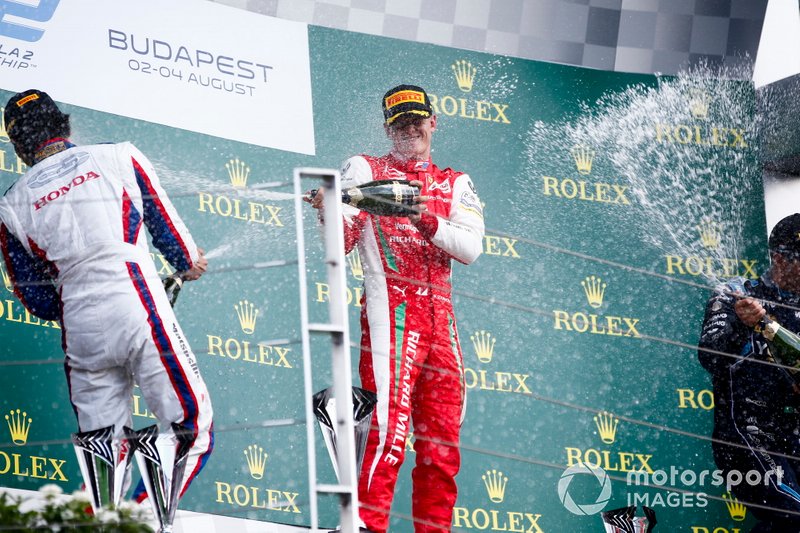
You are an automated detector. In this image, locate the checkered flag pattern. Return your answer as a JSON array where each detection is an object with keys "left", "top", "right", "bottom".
[{"left": 208, "top": 0, "right": 768, "bottom": 77}]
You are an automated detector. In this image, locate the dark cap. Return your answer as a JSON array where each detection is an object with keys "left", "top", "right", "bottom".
[
  {"left": 769, "top": 214, "right": 800, "bottom": 257},
  {"left": 382, "top": 84, "right": 432, "bottom": 125},
  {"left": 4, "top": 89, "right": 63, "bottom": 138}
]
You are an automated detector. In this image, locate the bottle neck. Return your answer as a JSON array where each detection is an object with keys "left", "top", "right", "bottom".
[{"left": 761, "top": 318, "right": 779, "bottom": 341}]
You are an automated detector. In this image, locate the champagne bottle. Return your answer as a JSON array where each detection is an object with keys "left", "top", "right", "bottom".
[
  {"left": 761, "top": 318, "right": 800, "bottom": 375},
  {"left": 308, "top": 179, "right": 419, "bottom": 217},
  {"left": 162, "top": 273, "right": 184, "bottom": 307}
]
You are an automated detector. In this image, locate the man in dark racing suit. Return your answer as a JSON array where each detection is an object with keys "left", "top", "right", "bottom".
[{"left": 699, "top": 213, "right": 800, "bottom": 531}]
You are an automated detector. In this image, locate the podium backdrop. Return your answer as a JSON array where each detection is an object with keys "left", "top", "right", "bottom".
[{"left": 0, "top": 1, "right": 766, "bottom": 531}]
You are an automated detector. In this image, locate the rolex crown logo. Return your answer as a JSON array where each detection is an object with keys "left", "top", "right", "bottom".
[
  {"left": 244, "top": 444, "right": 268, "bottom": 480},
  {"left": 347, "top": 249, "right": 363, "bottom": 281},
  {"left": 582, "top": 275, "right": 607, "bottom": 309},
  {"left": 226, "top": 158, "right": 250, "bottom": 189},
  {"left": 0, "top": 107, "right": 9, "bottom": 143},
  {"left": 451, "top": 59, "right": 476, "bottom": 93},
  {"left": 689, "top": 88, "right": 709, "bottom": 119},
  {"left": 482, "top": 469, "right": 508, "bottom": 503},
  {"left": 723, "top": 491, "right": 746, "bottom": 521},
  {"left": 0, "top": 263, "right": 12, "bottom": 293},
  {"left": 5, "top": 409, "right": 32, "bottom": 446},
  {"left": 571, "top": 145, "right": 595, "bottom": 175},
  {"left": 235, "top": 300, "right": 259, "bottom": 335},
  {"left": 594, "top": 411, "right": 618, "bottom": 444},
  {"left": 470, "top": 330, "right": 496, "bottom": 364},
  {"left": 697, "top": 218, "right": 721, "bottom": 249}
]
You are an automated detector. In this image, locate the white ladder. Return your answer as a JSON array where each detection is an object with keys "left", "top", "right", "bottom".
[{"left": 293, "top": 168, "right": 360, "bottom": 533}]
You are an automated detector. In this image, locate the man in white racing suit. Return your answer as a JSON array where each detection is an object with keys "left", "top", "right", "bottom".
[{"left": 0, "top": 89, "right": 213, "bottom": 503}]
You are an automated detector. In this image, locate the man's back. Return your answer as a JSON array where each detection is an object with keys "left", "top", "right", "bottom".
[
  {"left": 0, "top": 141, "right": 198, "bottom": 351},
  {"left": 1, "top": 142, "right": 195, "bottom": 286}
]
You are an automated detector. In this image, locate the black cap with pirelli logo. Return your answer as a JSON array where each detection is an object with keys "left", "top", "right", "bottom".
[
  {"left": 4, "top": 89, "right": 64, "bottom": 138},
  {"left": 382, "top": 85, "right": 433, "bottom": 125}
]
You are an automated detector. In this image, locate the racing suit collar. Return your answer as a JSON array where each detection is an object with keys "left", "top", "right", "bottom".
[
  {"left": 33, "top": 138, "right": 75, "bottom": 165},
  {"left": 386, "top": 153, "right": 432, "bottom": 173}
]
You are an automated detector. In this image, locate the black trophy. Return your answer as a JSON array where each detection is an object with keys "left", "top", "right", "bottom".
[
  {"left": 601, "top": 505, "right": 657, "bottom": 532},
  {"left": 124, "top": 423, "right": 194, "bottom": 533},
  {"left": 71, "top": 425, "right": 134, "bottom": 514},
  {"left": 312, "top": 386, "right": 377, "bottom": 483}
]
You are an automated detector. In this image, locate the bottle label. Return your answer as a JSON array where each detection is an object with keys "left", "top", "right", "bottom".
[{"left": 391, "top": 182, "right": 403, "bottom": 203}]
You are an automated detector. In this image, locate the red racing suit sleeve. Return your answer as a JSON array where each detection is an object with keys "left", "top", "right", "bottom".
[
  {"left": 123, "top": 143, "right": 200, "bottom": 272},
  {"left": 414, "top": 173, "right": 484, "bottom": 264},
  {"left": 0, "top": 222, "right": 60, "bottom": 321}
]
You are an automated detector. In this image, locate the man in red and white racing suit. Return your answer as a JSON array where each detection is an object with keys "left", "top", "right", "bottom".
[
  {"left": 317, "top": 84, "right": 484, "bottom": 532},
  {"left": 0, "top": 90, "right": 213, "bottom": 502}
]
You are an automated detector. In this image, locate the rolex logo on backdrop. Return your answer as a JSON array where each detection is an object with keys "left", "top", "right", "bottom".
[
  {"left": 463, "top": 330, "right": 531, "bottom": 396},
  {"left": 198, "top": 158, "right": 284, "bottom": 226},
  {"left": 564, "top": 411, "right": 655, "bottom": 474},
  {"left": 451, "top": 59, "right": 476, "bottom": 92},
  {"left": 655, "top": 86, "right": 748, "bottom": 148},
  {"left": 1, "top": 408, "right": 68, "bottom": 482},
  {"left": 594, "top": 411, "right": 619, "bottom": 444},
  {"left": 664, "top": 217, "right": 758, "bottom": 279},
  {"left": 215, "top": 444, "right": 301, "bottom": 514},
  {"left": 206, "top": 298, "right": 294, "bottom": 369},
  {"left": 582, "top": 275, "right": 606, "bottom": 309},
  {"left": 5, "top": 409, "right": 31, "bottom": 445},
  {"left": 226, "top": 158, "right": 250, "bottom": 189},
  {"left": 688, "top": 88, "right": 710, "bottom": 120},
  {"left": 347, "top": 249, "right": 364, "bottom": 281},
  {"left": 723, "top": 492, "right": 746, "bottom": 522},
  {"left": 483, "top": 469, "right": 508, "bottom": 503},
  {"left": 244, "top": 444, "right": 268, "bottom": 480},
  {"left": 235, "top": 300, "right": 259, "bottom": 335},
  {"left": 553, "top": 276, "right": 642, "bottom": 337},
  {"left": 453, "top": 468, "right": 544, "bottom": 532},
  {"left": 471, "top": 330, "right": 496, "bottom": 364},
  {"left": 571, "top": 145, "right": 595, "bottom": 175},
  {"left": 697, "top": 218, "right": 721, "bottom": 249},
  {"left": 426, "top": 59, "right": 511, "bottom": 124},
  {"left": 541, "top": 145, "right": 631, "bottom": 206}
]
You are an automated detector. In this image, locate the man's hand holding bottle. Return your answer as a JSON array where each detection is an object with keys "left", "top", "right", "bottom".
[
  {"left": 734, "top": 295, "right": 767, "bottom": 327},
  {"left": 183, "top": 248, "right": 208, "bottom": 281}
]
